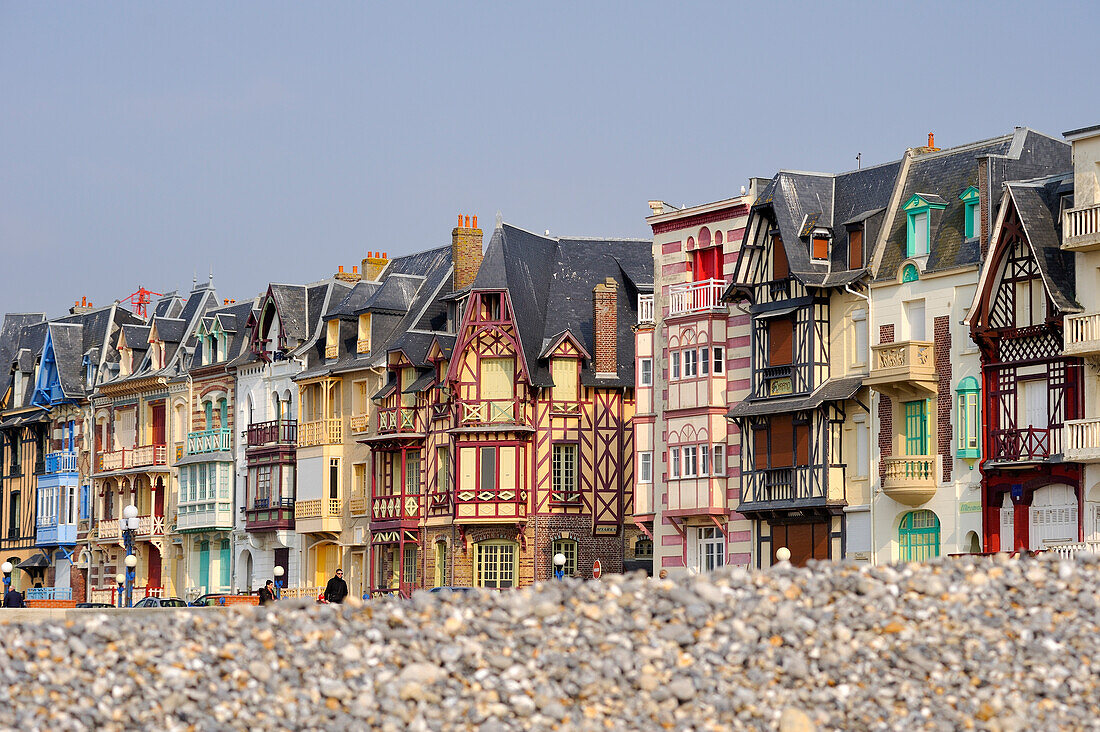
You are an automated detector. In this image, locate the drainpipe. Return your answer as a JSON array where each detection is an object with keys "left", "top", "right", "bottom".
[{"left": 844, "top": 281, "right": 876, "bottom": 563}]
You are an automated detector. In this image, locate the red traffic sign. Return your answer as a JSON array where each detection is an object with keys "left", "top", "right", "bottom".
[{"left": 592, "top": 559, "right": 602, "bottom": 579}]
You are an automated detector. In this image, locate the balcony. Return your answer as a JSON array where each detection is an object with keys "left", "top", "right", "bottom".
[
  {"left": 1045, "top": 541, "right": 1100, "bottom": 559},
  {"left": 426, "top": 490, "right": 452, "bottom": 518},
  {"left": 666, "top": 478, "right": 728, "bottom": 516},
  {"left": 349, "top": 414, "right": 371, "bottom": 434},
  {"left": 990, "top": 427, "right": 1053, "bottom": 463},
  {"left": 865, "top": 341, "right": 937, "bottom": 399},
  {"left": 94, "top": 514, "right": 166, "bottom": 541},
  {"left": 349, "top": 494, "right": 368, "bottom": 515},
  {"left": 176, "top": 501, "right": 235, "bottom": 532},
  {"left": 98, "top": 444, "right": 168, "bottom": 472},
  {"left": 357, "top": 338, "right": 370, "bottom": 354},
  {"left": 36, "top": 515, "right": 77, "bottom": 546},
  {"left": 1064, "top": 312, "right": 1100, "bottom": 357},
  {"left": 637, "top": 294, "right": 654, "bottom": 325},
  {"left": 738, "top": 464, "right": 845, "bottom": 515},
  {"left": 245, "top": 497, "right": 295, "bottom": 532},
  {"left": 25, "top": 587, "right": 72, "bottom": 601},
  {"left": 325, "top": 344, "right": 339, "bottom": 359},
  {"left": 294, "top": 498, "right": 342, "bottom": 533},
  {"left": 371, "top": 492, "right": 421, "bottom": 525},
  {"left": 456, "top": 398, "right": 528, "bottom": 429},
  {"left": 455, "top": 488, "right": 527, "bottom": 521},
  {"left": 186, "top": 428, "right": 231, "bottom": 455},
  {"left": 881, "top": 456, "right": 938, "bottom": 506},
  {"left": 246, "top": 419, "right": 298, "bottom": 448},
  {"left": 378, "top": 406, "right": 421, "bottom": 434},
  {"left": 1063, "top": 203, "right": 1100, "bottom": 251},
  {"left": 668, "top": 279, "right": 726, "bottom": 317},
  {"left": 1064, "top": 419, "right": 1100, "bottom": 462},
  {"left": 297, "top": 419, "right": 342, "bottom": 447},
  {"left": 44, "top": 451, "right": 77, "bottom": 474}
]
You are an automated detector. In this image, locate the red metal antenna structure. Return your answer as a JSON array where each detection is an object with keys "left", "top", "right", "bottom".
[{"left": 120, "top": 287, "right": 163, "bottom": 320}]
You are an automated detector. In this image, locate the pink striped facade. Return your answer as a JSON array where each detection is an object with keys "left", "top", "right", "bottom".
[{"left": 635, "top": 197, "right": 753, "bottom": 572}]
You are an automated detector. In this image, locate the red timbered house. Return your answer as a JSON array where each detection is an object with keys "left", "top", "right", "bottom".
[{"left": 967, "top": 174, "right": 1084, "bottom": 551}]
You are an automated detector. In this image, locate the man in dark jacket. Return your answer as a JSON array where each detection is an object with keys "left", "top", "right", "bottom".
[
  {"left": 258, "top": 580, "right": 276, "bottom": 605},
  {"left": 323, "top": 569, "right": 348, "bottom": 604},
  {"left": 3, "top": 587, "right": 25, "bottom": 608}
]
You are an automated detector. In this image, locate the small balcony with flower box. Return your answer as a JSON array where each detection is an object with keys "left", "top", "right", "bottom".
[
  {"left": 293, "top": 498, "right": 342, "bottom": 534},
  {"left": 865, "top": 341, "right": 937, "bottom": 400},
  {"left": 1062, "top": 203, "right": 1100, "bottom": 252}
]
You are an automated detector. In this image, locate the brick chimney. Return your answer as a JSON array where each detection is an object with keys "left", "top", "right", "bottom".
[
  {"left": 334, "top": 264, "right": 362, "bottom": 283},
  {"left": 593, "top": 277, "right": 618, "bottom": 378},
  {"left": 452, "top": 215, "right": 484, "bottom": 291},
  {"left": 69, "top": 296, "right": 94, "bottom": 315},
  {"left": 361, "top": 252, "right": 388, "bottom": 281}
]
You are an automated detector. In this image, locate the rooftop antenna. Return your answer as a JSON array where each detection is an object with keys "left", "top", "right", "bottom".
[
  {"left": 193, "top": 271, "right": 197, "bottom": 288},
  {"left": 208, "top": 266, "right": 213, "bottom": 285},
  {"left": 495, "top": 211, "right": 503, "bottom": 228},
  {"left": 856, "top": 152, "right": 862, "bottom": 170}
]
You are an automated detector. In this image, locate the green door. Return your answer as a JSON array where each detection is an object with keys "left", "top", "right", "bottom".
[
  {"left": 198, "top": 541, "right": 210, "bottom": 592},
  {"left": 899, "top": 510, "right": 940, "bottom": 561},
  {"left": 219, "top": 540, "right": 231, "bottom": 590},
  {"left": 904, "top": 400, "right": 928, "bottom": 455}
]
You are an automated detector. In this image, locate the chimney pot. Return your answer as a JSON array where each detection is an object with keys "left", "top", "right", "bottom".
[
  {"left": 352, "top": 265, "right": 358, "bottom": 274},
  {"left": 383, "top": 252, "right": 387, "bottom": 259},
  {"left": 472, "top": 215, "right": 478, "bottom": 228},
  {"left": 928, "top": 132, "right": 934, "bottom": 148},
  {"left": 82, "top": 296, "right": 87, "bottom": 306},
  {"left": 339, "top": 265, "right": 344, "bottom": 273},
  {"left": 458, "top": 215, "right": 463, "bottom": 226},
  {"left": 465, "top": 215, "right": 470, "bottom": 227}
]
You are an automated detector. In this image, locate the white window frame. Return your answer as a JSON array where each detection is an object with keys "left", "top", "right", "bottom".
[
  {"left": 639, "top": 451, "right": 653, "bottom": 483},
  {"left": 639, "top": 358, "right": 653, "bottom": 387},
  {"left": 682, "top": 349, "right": 698, "bottom": 378},
  {"left": 695, "top": 527, "right": 725, "bottom": 572},
  {"left": 670, "top": 447, "right": 681, "bottom": 479},
  {"left": 712, "top": 443, "right": 725, "bottom": 476},
  {"left": 699, "top": 347, "right": 710, "bottom": 376},
  {"left": 670, "top": 351, "right": 680, "bottom": 380},
  {"left": 699, "top": 445, "right": 710, "bottom": 476},
  {"left": 713, "top": 346, "right": 725, "bottom": 375},
  {"left": 682, "top": 445, "right": 698, "bottom": 478}
]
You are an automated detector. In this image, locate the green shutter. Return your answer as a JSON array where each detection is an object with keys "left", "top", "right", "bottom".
[{"left": 904, "top": 400, "right": 928, "bottom": 456}]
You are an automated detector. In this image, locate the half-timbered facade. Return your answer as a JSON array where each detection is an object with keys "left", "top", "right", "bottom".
[
  {"left": 726, "top": 161, "right": 901, "bottom": 567},
  {"left": 869, "top": 129, "right": 1070, "bottom": 562},
  {"left": 639, "top": 195, "right": 753, "bottom": 575},
  {"left": 967, "top": 173, "right": 1082, "bottom": 552}
]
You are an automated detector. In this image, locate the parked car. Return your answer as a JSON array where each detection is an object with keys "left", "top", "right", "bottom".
[
  {"left": 189, "top": 594, "right": 231, "bottom": 607},
  {"left": 133, "top": 597, "right": 188, "bottom": 608},
  {"left": 75, "top": 602, "right": 115, "bottom": 608}
]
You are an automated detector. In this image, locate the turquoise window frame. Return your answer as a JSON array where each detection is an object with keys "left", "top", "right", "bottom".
[
  {"left": 956, "top": 376, "right": 981, "bottom": 459},
  {"left": 960, "top": 186, "right": 980, "bottom": 240},
  {"left": 903, "top": 194, "right": 946, "bottom": 258},
  {"left": 899, "top": 510, "right": 940, "bottom": 561},
  {"left": 901, "top": 263, "right": 920, "bottom": 283},
  {"left": 904, "top": 400, "right": 928, "bottom": 456}
]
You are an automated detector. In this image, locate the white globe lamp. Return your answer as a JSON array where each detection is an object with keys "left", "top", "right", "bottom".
[{"left": 775, "top": 547, "right": 792, "bottom": 563}]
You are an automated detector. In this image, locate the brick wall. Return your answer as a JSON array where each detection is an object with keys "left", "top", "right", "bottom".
[
  {"left": 878, "top": 324, "right": 894, "bottom": 480},
  {"left": 536, "top": 514, "right": 624, "bottom": 582},
  {"left": 934, "top": 316, "right": 952, "bottom": 483},
  {"left": 72, "top": 567, "right": 86, "bottom": 603},
  {"left": 978, "top": 159, "right": 989, "bottom": 259},
  {"left": 593, "top": 278, "right": 618, "bottom": 376},
  {"left": 451, "top": 216, "right": 484, "bottom": 291}
]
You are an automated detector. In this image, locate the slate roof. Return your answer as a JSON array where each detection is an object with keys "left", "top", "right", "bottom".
[
  {"left": 747, "top": 158, "right": 902, "bottom": 287},
  {"left": 473, "top": 224, "right": 652, "bottom": 388},
  {"left": 728, "top": 375, "right": 864, "bottom": 418},
  {"left": 0, "top": 314, "right": 46, "bottom": 401},
  {"left": 875, "top": 128, "right": 1071, "bottom": 281},
  {"left": 1006, "top": 174, "right": 1078, "bottom": 313}
]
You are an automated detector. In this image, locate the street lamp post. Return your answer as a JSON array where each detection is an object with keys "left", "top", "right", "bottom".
[
  {"left": 552, "top": 553, "right": 566, "bottom": 580},
  {"left": 121, "top": 505, "right": 140, "bottom": 608},
  {"left": 273, "top": 565, "right": 284, "bottom": 600},
  {"left": 1, "top": 561, "right": 12, "bottom": 594},
  {"left": 115, "top": 573, "right": 125, "bottom": 608}
]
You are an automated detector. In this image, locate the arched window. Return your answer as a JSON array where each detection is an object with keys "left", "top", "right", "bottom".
[
  {"left": 634, "top": 538, "right": 653, "bottom": 559},
  {"left": 902, "top": 263, "right": 920, "bottom": 283},
  {"left": 474, "top": 540, "right": 518, "bottom": 588},
  {"left": 898, "top": 510, "right": 940, "bottom": 561}
]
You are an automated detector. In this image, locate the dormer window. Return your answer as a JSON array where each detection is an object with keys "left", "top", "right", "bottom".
[
  {"left": 960, "top": 186, "right": 980, "bottom": 240},
  {"left": 357, "top": 314, "right": 371, "bottom": 354},
  {"left": 772, "top": 235, "right": 788, "bottom": 280},
  {"left": 811, "top": 231, "right": 830, "bottom": 261},
  {"left": 904, "top": 194, "right": 946, "bottom": 258},
  {"left": 848, "top": 227, "right": 863, "bottom": 270},
  {"left": 325, "top": 320, "right": 339, "bottom": 359},
  {"left": 479, "top": 294, "right": 502, "bottom": 322}
]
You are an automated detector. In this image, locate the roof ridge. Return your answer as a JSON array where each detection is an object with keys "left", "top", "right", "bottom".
[{"left": 1006, "top": 171, "right": 1073, "bottom": 187}]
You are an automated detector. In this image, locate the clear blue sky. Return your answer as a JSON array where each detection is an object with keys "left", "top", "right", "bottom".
[{"left": 2, "top": 2, "right": 1098, "bottom": 317}]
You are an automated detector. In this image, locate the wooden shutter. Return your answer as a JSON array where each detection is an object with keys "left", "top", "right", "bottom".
[
  {"left": 768, "top": 318, "right": 794, "bottom": 366},
  {"left": 772, "top": 238, "right": 788, "bottom": 280},
  {"left": 812, "top": 236, "right": 829, "bottom": 260},
  {"left": 481, "top": 358, "right": 515, "bottom": 400},
  {"left": 795, "top": 423, "right": 809, "bottom": 465},
  {"left": 848, "top": 229, "right": 863, "bottom": 269},
  {"left": 552, "top": 359, "right": 577, "bottom": 401},
  {"left": 771, "top": 415, "right": 793, "bottom": 467},
  {"left": 753, "top": 428, "right": 768, "bottom": 470}
]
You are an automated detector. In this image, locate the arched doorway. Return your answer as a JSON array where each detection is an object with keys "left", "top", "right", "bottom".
[
  {"left": 240, "top": 550, "right": 253, "bottom": 593},
  {"left": 898, "top": 510, "right": 940, "bottom": 562},
  {"left": 146, "top": 545, "right": 162, "bottom": 590}
]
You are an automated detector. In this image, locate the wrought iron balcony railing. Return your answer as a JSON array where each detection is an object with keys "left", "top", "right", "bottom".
[{"left": 246, "top": 419, "right": 298, "bottom": 447}]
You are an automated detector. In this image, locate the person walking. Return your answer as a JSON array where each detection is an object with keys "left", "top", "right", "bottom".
[
  {"left": 3, "top": 586, "right": 25, "bottom": 608},
  {"left": 258, "top": 580, "right": 276, "bottom": 606},
  {"left": 323, "top": 569, "right": 348, "bottom": 604}
]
